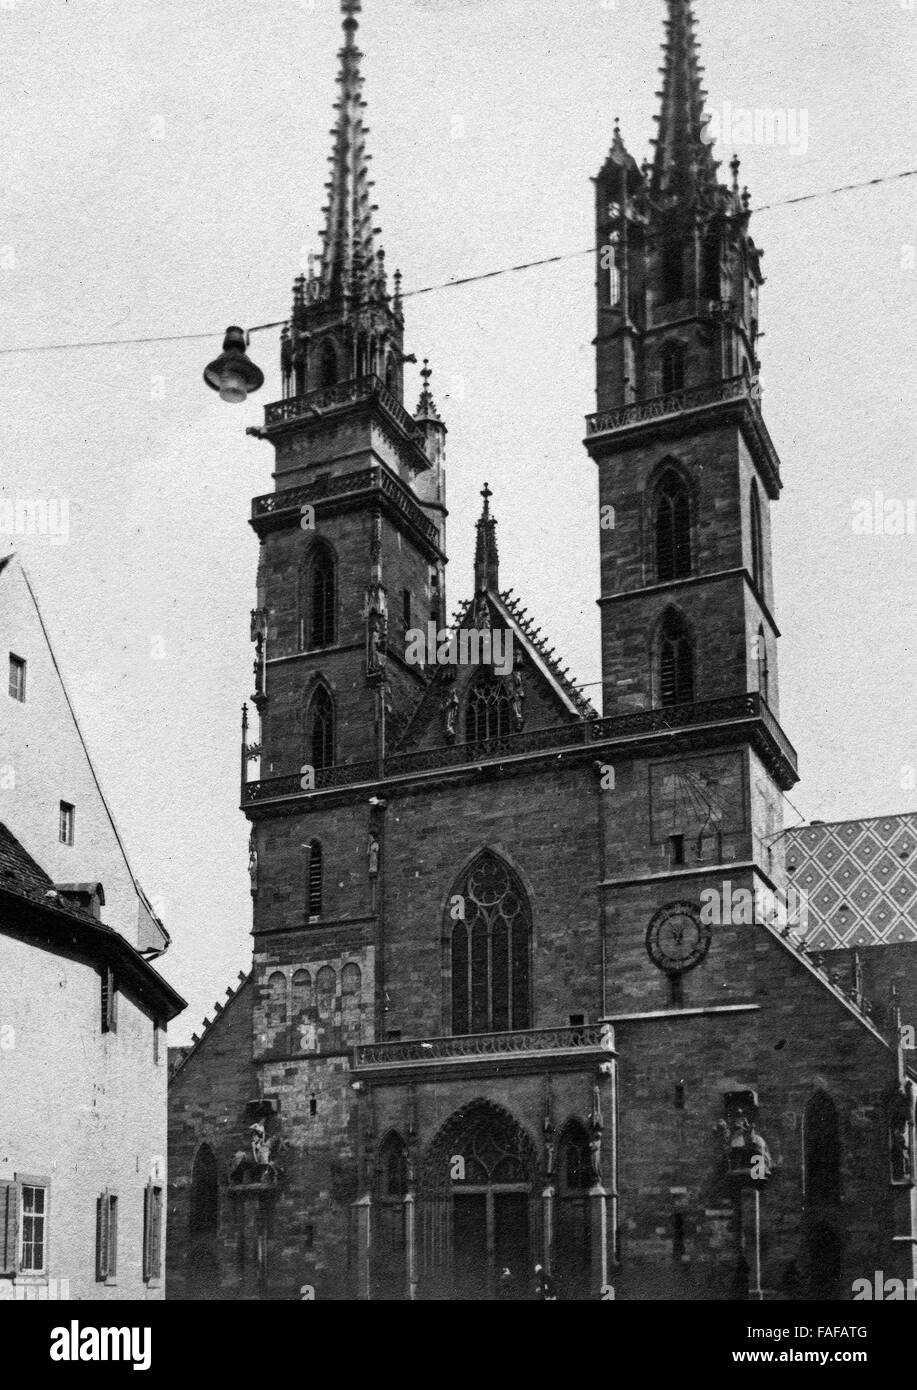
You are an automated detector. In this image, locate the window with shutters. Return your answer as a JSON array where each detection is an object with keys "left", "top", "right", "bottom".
[
  {"left": 307, "top": 840, "right": 323, "bottom": 919},
  {"left": 96, "top": 1190, "right": 118, "bottom": 1283},
  {"left": 20, "top": 1181, "right": 48, "bottom": 1274},
  {"left": 308, "top": 685, "right": 335, "bottom": 772},
  {"left": 654, "top": 469, "right": 691, "bottom": 582},
  {"left": 0, "top": 1180, "right": 18, "bottom": 1276},
  {"left": 142, "top": 1183, "right": 163, "bottom": 1283},
  {"left": 449, "top": 851, "right": 531, "bottom": 1035},
  {"left": 101, "top": 966, "right": 117, "bottom": 1034},
  {"left": 658, "top": 609, "right": 695, "bottom": 707}
]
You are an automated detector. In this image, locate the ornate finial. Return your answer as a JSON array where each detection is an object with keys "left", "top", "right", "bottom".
[
  {"left": 415, "top": 357, "right": 441, "bottom": 420},
  {"left": 481, "top": 481, "right": 492, "bottom": 516},
  {"left": 730, "top": 152, "right": 741, "bottom": 190},
  {"left": 393, "top": 267, "right": 403, "bottom": 311}
]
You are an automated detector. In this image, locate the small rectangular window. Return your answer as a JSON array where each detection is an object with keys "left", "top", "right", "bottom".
[
  {"left": 20, "top": 1182, "right": 48, "bottom": 1274},
  {"left": 96, "top": 1191, "right": 118, "bottom": 1283},
  {"left": 8, "top": 654, "right": 26, "bottom": 703},
  {"left": 101, "top": 967, "right": 117, "bottom": 1035},
  {"left": 669, "top": 833, "right": 685, "bottom": 866},
  {"left": 59, "top": 801, "right": 75, "bottom": 845},
  {"left": 568, "top": 1014, "right": 585, "bottom": 1027}
]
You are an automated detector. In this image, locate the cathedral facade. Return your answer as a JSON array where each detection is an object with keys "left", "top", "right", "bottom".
[{"left": 167, "top": 0, "right": 917, "bottom": 1301}]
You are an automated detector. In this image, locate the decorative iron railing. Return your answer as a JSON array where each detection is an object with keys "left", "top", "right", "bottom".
[
  {"left": 586, "top": 373, "right": 759, "bottom": 438},
  {"left": 263, "top": 373, "right": 426, "bottom": 448},
  {"left": 241, "top": 692, "right": 797, "bottom": 805},
  {"left": 354, "top": 1023, "right": 607, "bottom": 1068}
]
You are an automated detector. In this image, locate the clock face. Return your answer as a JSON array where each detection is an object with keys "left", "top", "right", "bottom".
[{"left": 646, "top": 902, "right": 711, "bottom": 975}]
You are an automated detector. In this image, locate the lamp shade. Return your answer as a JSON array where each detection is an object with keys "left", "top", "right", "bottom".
[{"left": 204, "top": 326, "right": 265, "bottom": 403}]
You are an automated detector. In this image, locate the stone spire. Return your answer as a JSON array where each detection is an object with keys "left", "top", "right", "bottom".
[
  {"left": 315, "top": 0, "right": 385, "bottom": 305},
  {"left": 650, "top": 0, "right": 719, "bottom": 203},
  {"left": 474, "top": 483, "right": 499, "bottom": 593}
]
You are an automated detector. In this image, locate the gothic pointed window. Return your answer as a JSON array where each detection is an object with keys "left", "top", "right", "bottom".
[
  {"left": 308, "top": 543, "right": 336, "bottom": 649},
  {"left": 341, "top": 963, "right": 361, "bottom": 1041},
  {"left": 655, "top": 470, "right": 691, "bottom": 581},
  {"left": 804, "top": 1091, "right": 841, "bottom": 1208},
  {"left": 465, "top": 675, "right": 512, "bottom": 745},
  {"left": 307, "top": 840, "right": 323, "bottom": 918},
  {"left": 320, "top": 339, "right": 338, "bottom": 389},
  {"left": 356, "top": 334, "right": 369, "bottom": 378},
  {"left": 291, "top": 969, "right": 312, "bottom": 1053},
  {"left": 308, "top": 685, "right": 335, "bottom": 771},
  {"left": 750, "top": 482, "right": 764, "bottom": 592},
  {"left": 658, "top": 609, "right": 694, "bottom": 707},
  {"left": 189, "top": 1144, "right": 219, "bottom": 1235},
  {"left": 555, "top": 1121, "right": 592, "bottom": 1298},
  {"left": 372, "top": 1132, "right": 408, "bottom": 1295},
  {"left": 703, "top": 226, "right": 721, "bottom": 301},
  {"left": 449, "top": 851, "right": 531, "bottom": 1035},
  {"left": 661, "top": 232, "right": 683, "bottom": 303},
  {"left": 661, "top": 343, "right": 685, "bottom": 395}
]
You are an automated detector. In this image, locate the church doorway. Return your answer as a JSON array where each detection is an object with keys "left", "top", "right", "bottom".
[
  {"left": 420, "top": 1099, "right": 538, "bottom": 1300},
  {"left": 452, "top": 1189, "right": 531, "bottom": 1299}
]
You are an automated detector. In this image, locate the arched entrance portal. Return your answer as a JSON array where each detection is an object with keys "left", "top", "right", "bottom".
[{"left": 421, "top": 1100, "right": 538, "bottom": 1300}]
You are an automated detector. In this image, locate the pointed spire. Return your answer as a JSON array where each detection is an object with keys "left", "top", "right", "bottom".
[
  {"left": 415, "top": 358, "right": 441, "bottom": 421},
  {"left": 317, "top": 1, "right": 384, "bottom": 303},
  {"left": 474, "top": 482, "right": 499, "bottom": 592},
  {"left": 651, "top": 0, "right": 718, "bottom": 203}
]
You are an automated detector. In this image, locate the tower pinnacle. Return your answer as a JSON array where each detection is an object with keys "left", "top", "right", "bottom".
[
  {"left": 314, "top": 0, "right": 386, "bottom": 305},
  {"left": 474, "top": 483, "right": 499, "bottom": 593},
  {"left": 651, "top": 0, "right": 719, "bottom": 203}
]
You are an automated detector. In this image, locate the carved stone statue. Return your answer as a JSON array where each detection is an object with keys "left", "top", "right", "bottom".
[
  {"left": 248, "top": 833, "right": 259, "bottom": 896},
  {"left": 720, "top": 1104, "right": 772, "bottom": 1180},
  {"left": 511, "top": 669, "right": 526, "bottom": 730},
  {"left": 367, "top": 607, "right": 387, "bottom": 672},
  {"left": 368, "top": 837, "right": 380, "bottom": 878},
  {"left": 443, "top": 689, "right": 459, "bottom": 743},
  {"left": 230, "top": 1122, "right": 285, "bottom": 1186},
  {"left": 889, "top": 1090, "right": 913, "bottom": 1185},
  {"left": 253, "top": 633, "right": 265, "bottom": 697},
  {"left": 473, "top": 594, "right": 491, "bottom": 632}
]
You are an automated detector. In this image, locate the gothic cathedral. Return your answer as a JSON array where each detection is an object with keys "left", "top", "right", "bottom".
[{"left": 168, "top": 0, "right": 917, "bottom": 1301}]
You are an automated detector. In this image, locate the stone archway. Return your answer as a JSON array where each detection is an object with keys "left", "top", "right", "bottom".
[{"left": 419, "top": 1099, "right": 539, "bottom": 1301}]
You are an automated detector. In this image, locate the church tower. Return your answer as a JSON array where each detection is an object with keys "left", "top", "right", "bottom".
[
  {"left": 237, "top": 0, "right": 449, "bottom": 1294},
  {"left": 584, "top": 0, "right": 798, "bottom": 1015}
]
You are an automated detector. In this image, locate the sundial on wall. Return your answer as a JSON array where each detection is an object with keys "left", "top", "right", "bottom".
[{"left": 650, "top": 752, "right": 746, "bottom": 848}]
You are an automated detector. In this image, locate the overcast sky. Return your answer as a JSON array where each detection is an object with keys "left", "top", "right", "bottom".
[{"left": 0, "top": 0, "right": 914, "bottom": 1042}]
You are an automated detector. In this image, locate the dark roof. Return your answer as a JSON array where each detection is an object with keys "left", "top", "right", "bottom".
[
  {"left": 0, "top": 822, "right": 185, "bottom": 1022},
  {"left": 0, "top": 822, "right": 56, "bottom": 898}
]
